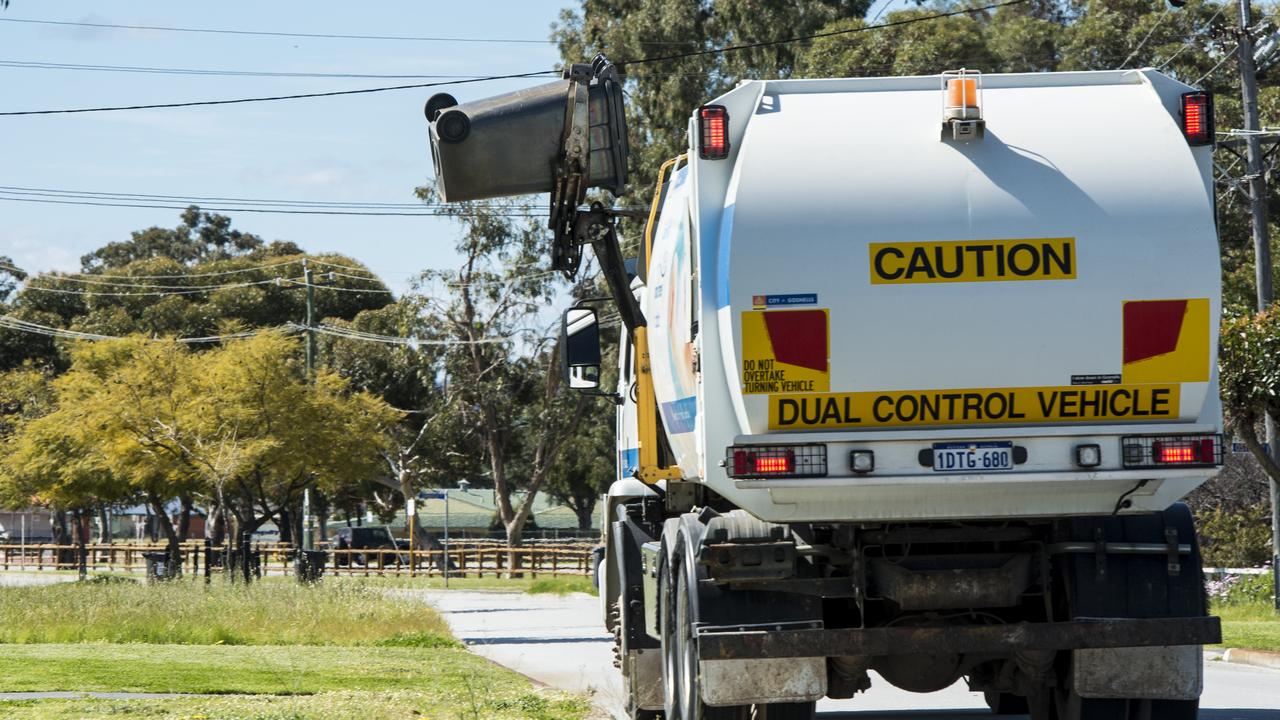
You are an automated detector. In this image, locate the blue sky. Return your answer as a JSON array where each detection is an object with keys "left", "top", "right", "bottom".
[
  {"left": 0, "top": 1, "right": 571, "bottom": 294},
  {"left": 0, "top": 1, "right": 903, "bottom": 294}
]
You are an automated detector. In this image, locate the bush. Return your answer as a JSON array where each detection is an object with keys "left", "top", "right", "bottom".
[
  {"left": 1196, "top": 505, "right": 1274, "bottom": 568},
  {"left": 1207, "top": 566, "right": 1276, "bottom": 607}
]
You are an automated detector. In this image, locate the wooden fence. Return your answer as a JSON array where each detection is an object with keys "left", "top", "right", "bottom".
[{"left": 0, "top": 542, "right": 596, "bottom": 579}]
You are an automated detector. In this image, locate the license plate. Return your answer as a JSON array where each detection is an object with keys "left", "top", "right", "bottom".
[{"left": 932, "top": 441, "right": 1014, "bottom": 473}]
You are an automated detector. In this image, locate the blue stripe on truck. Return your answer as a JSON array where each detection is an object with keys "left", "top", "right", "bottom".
[{"left": 716, "top": 202, "right": 735, "bottom": 309}]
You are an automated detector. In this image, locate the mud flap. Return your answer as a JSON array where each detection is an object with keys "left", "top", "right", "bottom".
[
  {"left": 1065, "top": 503, "right": 1206, "bottom": 701},
  {"left": 701, "top": 657, "right": 827, "bottom": 707},
  {"left": 629, "top": 647, "right": 664, "bottom": 710},
  {"left": 1072, "top": 646, "right": 1202, "bottom": 700}
]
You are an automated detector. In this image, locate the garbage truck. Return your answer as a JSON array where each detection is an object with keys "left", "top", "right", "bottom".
[{"left": 425, "top": 58, "right": 1224, "bottom": 720}]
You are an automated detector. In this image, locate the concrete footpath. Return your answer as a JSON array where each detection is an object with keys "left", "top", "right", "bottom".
[{"left": 422, "top": 590, "right": 1280, "bottom": 720}]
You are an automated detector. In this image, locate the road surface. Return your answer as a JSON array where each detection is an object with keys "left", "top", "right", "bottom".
[{"left": 424, "top": 590, "right": 1280, "bottom": 720}]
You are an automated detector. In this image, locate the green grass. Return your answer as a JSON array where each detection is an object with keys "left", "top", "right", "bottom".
[
  {"left": 0, "top": 579, "right": 595, "bottom": 719},
  {"left": 526, "top": 576, "right": 597, "bottom": 596},
  {"left": 0, "top": 689, "right": 592, "bottom": 720},
  {"left": 0, "top": 691, "right": 593, "bottom": 720},
  {"left": 0, "top": 643, "right": 593, "bottom": 719},
  {"left": 0, "top": 643, "right": 514, "bottom": 695},
  {"left": 0, "top": 578, "right": 453, "bottom": 646},
  {"left": 1214, "top": 601, "right": 1280, "bottom": 653}
]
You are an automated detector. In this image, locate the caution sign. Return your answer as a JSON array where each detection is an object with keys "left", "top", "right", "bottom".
[
  {"left": 741, "top": 309, "right": 829, "bottom": 395},
  {"left": 869, "top": 238, "right": 1076, "bottom": 285},
  {"left": 768, "top": 384, "right": 1179, "bottom": 430}
]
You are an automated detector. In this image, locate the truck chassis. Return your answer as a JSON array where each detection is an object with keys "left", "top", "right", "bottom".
[{"left": 604, "top": 485, "right": 1218, "bottom": 720}]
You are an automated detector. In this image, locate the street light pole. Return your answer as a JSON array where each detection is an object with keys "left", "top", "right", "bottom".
[{"left": 1235, "top": 0, "right": 1280, "bottom": 607}]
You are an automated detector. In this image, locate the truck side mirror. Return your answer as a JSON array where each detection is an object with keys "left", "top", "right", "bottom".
[{"left": 562, "top": 307, "right": 602, "bottom": 391}]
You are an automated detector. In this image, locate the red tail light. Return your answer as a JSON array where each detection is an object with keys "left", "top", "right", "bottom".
[
  {"left": 1123, "top": 434, "right": 1222, "bottom": 468},
  {"left": 744, "top": 450, "right": 793, "bottom": 474},
  {"left": 699, "top": 106, "right": 730, "bottom": 160},
  {"left": 1153, "top": 438, "right": 1216, "bottom": 464},
  {"left": 727, "top": 444, "right": 827, "bottom": 478},
  {"left": 1181, "top": 92, "right": 1214, "bottom": 146}
]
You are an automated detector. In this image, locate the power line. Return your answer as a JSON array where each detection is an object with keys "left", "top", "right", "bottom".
[
  {"left": 1154, "top": 4, "right": 1230, "bottom": 71},
  {"left": 0, "top": 59, "right": 517, "bottom": 81},
  {"left": 310, "top": 322, "right": 510, "bottom": 346},
  {"left": 0, "top": 1, "right": 1027, "bottom": 117},
  {"left": 1120, "top": 11, "right": 1171, "bottom": 69},
  {"left": 0, "top": 314, "right": 504, "bottom": 347},
  {"left": 0, "top": 194, "right": 548, "bottom": 217},
  {"left": 12, "top": 278, "right": 287, "bottom": 297},
  {"left": 619, "top": 0, "right": 1028, "bottom": 69},
  {"left": 0, "top": 263, "right": 392, "bottom": 292},
  {"left": 0, "top": 70, "right": 557, "bottom": 117},
  {"left": 0, "top": 17, "right": 551, "bottom": 44},
  {"left": 0, "top": 185, "right": 644, "bottom": 212},
  {"left": 0, "top": 315, "right": 293, "bottom": 344},
  {"left": 2, "top": 258, "right": 304, "bottom": 281}
]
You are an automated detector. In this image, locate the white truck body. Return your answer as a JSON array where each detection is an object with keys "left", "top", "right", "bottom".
[
  {"left": 425, "top": 63, "right": 1225, "bottom": 717},
  {"left": 635, "top": 69, "right": 1221, "bottom": 523}
]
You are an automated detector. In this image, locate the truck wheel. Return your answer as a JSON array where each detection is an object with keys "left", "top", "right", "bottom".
[
  {"left": 1055, "top": 691, "right": 1127, "bottom": 720},
  {"left": 1144, "top": 699, "right": 1199, "bottom": 720},
  {"left": 1047, "top": 695, "right": 1199, "bottom": 720},
  {"left": 983, "top": 690, "right": 1029, "bottom": 715},
  {"left": 662, "top": 543, "right": 750, "bottom": 720},
  {"left": 751, "top": 701, "right": 816, "bottom": 719},
  {"left": 1052, "top": 503, "right": 1208, "bottom": 720}
]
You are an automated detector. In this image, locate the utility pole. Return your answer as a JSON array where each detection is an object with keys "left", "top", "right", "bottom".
[
  {"left": 301, "top": 259, "right": 317, "bottom": 551},
  {"left": 1235, "top": 0, "right": 1280, "bottom": 607},
  {"left": 303, "top": 258, "right": 316, "bottom": 383}
]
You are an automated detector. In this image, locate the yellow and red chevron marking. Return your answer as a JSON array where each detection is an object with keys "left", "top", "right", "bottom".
[
  {"left": 1121, "top": 298, "right": 1209, "bottom": 384},
  {"left": 740, "top": 309, "right": 830, "bottom": 395}
]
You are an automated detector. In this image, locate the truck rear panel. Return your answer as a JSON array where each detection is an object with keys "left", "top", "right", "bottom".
[{"left": 645, "top": 70, "right": 1222, "bottom": 523}]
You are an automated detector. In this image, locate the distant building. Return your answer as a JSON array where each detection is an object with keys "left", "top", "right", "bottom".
[{"left": 0, "top": 509, "right": 52, "bottom": 542}]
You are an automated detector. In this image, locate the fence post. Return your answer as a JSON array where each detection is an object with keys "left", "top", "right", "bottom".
[{"left": 240, "top": 532, "right": 252, "bottom": 584}]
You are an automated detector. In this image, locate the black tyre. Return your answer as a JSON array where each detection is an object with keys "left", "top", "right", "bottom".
[
  {"left": 1146, "top": 699, "right": 1199, "bottom": 720},
  {"left": 662, "top": 543, "right": 750, "bottom": 720},
  {"left": 1055, "top": 691, "right": 1127, "bottom": 720},
  {"left": 984, "top": 690, "right": 1029, "bottom": 715},
  {"left": 752, "top": 701, "right": 817, "bottom": 719}
]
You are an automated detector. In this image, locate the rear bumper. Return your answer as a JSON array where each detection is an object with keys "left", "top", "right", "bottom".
[{"left": 697, "top": 616, "right": 1221, "bottom": 660}]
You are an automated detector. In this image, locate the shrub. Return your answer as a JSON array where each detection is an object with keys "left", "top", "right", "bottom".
[
  {"left": 1207, "top": 565, "right": 1276, "bottom": 607},
  {"left": 1197, "top": 505, "right": 1274, "bottom": 568}
]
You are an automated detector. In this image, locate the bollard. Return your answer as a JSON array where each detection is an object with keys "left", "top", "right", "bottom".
[
  {"left": 295, "top": 549, "right": 328, "bottom": 585},
  {"left": 240, "top": 532, "right": 252, "bottom": 585}
]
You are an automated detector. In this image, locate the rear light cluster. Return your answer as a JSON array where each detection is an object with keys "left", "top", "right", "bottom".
[
  {"left": 1122, "top": 434, "right": 1223, "bottom": 469},
  {"left": 1181, "top": 91, "right": 1214, "bottom": 146},
  {"left": 698, "top": 106, "right": 730, "bottom": 160},
  {"left": 727, "top": 444, "right": 827, "bottom": 479}
]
